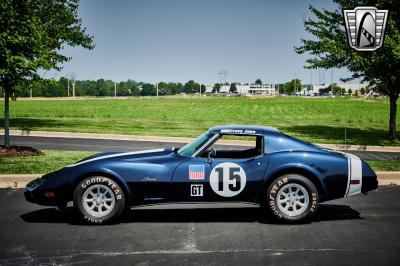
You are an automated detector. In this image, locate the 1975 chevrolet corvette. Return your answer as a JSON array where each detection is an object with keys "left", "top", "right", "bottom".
[{"left": 25, "top": 125, "right": 378, "bottom": 224}]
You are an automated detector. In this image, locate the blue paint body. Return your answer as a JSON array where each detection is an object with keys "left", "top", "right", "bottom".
[{"left": 25, "top": 125, "right": 378, "bottom": 207}]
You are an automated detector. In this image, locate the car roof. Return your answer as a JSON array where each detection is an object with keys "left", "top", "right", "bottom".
[{"left": 208, "top": 125, "right": 279, "bottom": 135}]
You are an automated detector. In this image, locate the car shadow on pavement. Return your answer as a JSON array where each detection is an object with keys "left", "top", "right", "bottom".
[{"left": 20, "top": 203, "right": 362, "bottom": 225}]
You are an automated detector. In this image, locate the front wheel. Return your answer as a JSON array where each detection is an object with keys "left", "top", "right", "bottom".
[
  {"left": 73, "top": 176, "right": 125, "bottom": 224},
  {"left": 266, "top": 174, "right": 319, "bottom": 223}
]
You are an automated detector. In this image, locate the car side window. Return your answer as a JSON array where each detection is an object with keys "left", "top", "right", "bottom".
[{"left": 198, "top": 134, "right": 263, "bottom": 159}]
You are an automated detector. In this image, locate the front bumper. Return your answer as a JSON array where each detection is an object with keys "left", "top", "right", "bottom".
[
  {"left": 24, "top": 174, "right": 69, "bottom": 206},
  {"left": 24, "top": 188, "right": 66, "bottom": 206}
]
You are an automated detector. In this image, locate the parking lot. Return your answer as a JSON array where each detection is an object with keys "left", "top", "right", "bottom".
[{"left": 0, "top": 186, "right": 399, "bottom": 265}]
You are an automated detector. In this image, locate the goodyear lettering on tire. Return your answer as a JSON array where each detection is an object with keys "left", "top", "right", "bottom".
[
  {"left": 268, "top": 177, "right": 288, "bottom": 219},
  {"left": 81, "top": 176, "right": 123, "bottom": 200}
]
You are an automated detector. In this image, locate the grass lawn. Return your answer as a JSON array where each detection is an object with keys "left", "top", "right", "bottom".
[
  {"left": 366, "top": 160, "right": 400, "bottom": 171},
  {"left": 0, "top": 151, "right": 92, "bottom": 174},
  {"left": 0, "top": 150, "right": 398, "bottom": 174},
  {"left": 1, "top": 96, "right": 399, "bottom": 146}
]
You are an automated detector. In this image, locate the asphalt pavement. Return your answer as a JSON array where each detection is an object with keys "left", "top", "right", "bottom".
[
  {"left": 6, "top": 135, "right": 400, "bottom": 160},
  {"left": 0, "top": 187, "right": 399, "bottom": 265}
]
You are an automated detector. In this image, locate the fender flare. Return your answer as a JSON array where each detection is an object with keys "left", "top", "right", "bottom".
[
  {"left": 71, "top": 168, "right": 133, "bottom": 204},
  {"left": 257, "top": 163, "right": 327, "bottom": 203}
]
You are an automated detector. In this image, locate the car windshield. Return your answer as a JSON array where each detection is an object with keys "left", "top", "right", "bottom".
[{"left": 178, "top": 132, "right": 214, "bottom": 157}]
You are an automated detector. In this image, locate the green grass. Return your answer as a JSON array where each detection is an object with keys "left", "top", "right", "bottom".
[
  {"left": 0, "top": 151, "right": 92, "bottom": 174},
  {"left": 366, "top": 160, "right": 400, "bottom": 171},
  {"left": 1, "top": 96, "right": 399, "bottom": 146},
  {"left": 0, "top": 150, "right": 398, "bottom": 174}
]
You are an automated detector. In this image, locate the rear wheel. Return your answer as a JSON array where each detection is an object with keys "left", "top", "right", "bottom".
[
  {"left": 266, "top": 174, "right": 318, "bottom": 223},
  {"left": 73, "top": 176, "right": 125, "bottom": 224}
]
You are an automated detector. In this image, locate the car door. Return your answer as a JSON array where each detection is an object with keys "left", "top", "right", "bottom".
[
  {"left": 170, "top": 157, "right": 213, "bottom": 202},
  {"left": 208, "top": 155, "right": 269, "bottom": 202},
  {"left": 171, "top": 153, "right": 269, "bottom": 202}
]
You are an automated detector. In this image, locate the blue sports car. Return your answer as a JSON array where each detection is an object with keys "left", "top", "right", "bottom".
[{"left": 25, "top": 125, "right": 378, "bottom": 224}]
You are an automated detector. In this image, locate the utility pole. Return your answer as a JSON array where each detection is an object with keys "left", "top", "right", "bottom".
[
  {"left": 67, "top": 78, "right": 70, "bottom": 97},
  {"left": 218, "top": 70, "right": 228, "bottom": 92},
  {"left": 114, "top": 83, "right": 117, "bottom": 98},
  {"left": 69, "top": 73, "right": 76, "bottom": 98},
  {"left": 199, "top": 83, "right": 202, "bottom": 96}
]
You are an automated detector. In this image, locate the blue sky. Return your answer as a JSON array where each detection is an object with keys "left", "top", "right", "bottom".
[{"left": 50, "top": 0, "right": 353, "bottom": 85}]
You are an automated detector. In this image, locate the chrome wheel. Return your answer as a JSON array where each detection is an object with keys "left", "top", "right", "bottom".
[
  {"left": 82, "top": 184, "right": 116, "bottom": 218},
  {"left": 277, "top": 183, "right": 309, "bottom": 217}
]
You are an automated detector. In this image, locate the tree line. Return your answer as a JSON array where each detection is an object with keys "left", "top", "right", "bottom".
[{"left": 12, "top": 78, "right": 207, "bottom": 97}]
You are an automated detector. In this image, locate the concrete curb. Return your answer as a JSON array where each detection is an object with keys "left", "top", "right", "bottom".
[
  {"left": 4, "top": 130, "right": 400, "bottom": 152},
  {"left": 1, "top": 172, "right": 399, "bottom": 189}
]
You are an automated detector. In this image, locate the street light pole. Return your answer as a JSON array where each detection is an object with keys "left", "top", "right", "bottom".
[{"left": 114, "top": 83, "right": 117, "bottom": 98}]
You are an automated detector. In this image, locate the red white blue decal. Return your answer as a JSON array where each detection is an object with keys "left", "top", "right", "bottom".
[{"left": 189, "top": 165, "right": 205, "bottom": 180}]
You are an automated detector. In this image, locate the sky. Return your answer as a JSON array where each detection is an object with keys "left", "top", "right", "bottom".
[{"left": 48, "top": 0, "right": 355, "bottom": 85}]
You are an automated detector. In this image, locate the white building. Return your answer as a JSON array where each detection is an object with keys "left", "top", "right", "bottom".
[{"left": 217, "top": 84, "right": 276, "bottom": 95}]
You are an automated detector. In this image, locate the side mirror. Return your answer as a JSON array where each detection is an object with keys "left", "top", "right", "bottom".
[{"left": 208, "top": 148, "right": 216, "bottom": 158}]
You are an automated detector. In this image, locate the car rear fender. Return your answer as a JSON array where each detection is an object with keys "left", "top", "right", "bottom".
[{"left": 257, "top": 162, "right": 327, "bottom": 204}]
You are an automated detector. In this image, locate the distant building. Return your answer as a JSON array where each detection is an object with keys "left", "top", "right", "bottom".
[
  {"left": 311, "top": 83, "right": 368, "bottom": 94},
  {"left": 217, "top": 84, "right": 276, "bottom": 95}
]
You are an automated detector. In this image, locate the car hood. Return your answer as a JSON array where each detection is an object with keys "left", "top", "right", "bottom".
[{"left": 70, "top": 148, "right": 173, "bottom": 167}]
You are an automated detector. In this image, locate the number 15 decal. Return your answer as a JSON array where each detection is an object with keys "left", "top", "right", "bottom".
[{"left": 209, "top": 162, "right": 246, "bottom": 197}]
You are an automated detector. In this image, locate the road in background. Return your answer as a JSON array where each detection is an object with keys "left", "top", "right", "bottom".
[
  {"left": 5, "top": 135, "right": 400, "bottom": 160},
  {"left": 0, "top": 187, "right": 399, "bottom": 265}
]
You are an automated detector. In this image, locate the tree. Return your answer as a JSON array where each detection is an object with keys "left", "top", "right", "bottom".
[
  {"left": 255, "top": 79, "right": 262, "bottom": 85},
  {"left": 201, "top": 84, "right": 206, "bottom": 94},
  {"left": 229, "top": 83, "right": 237, "bottom": 93},
  {"left": 212, "top": 83, "right": 220, "bottom": 93},
  {"left": 0, "top": 0, "right": 94, "bottom": 147},
  {"left": 329, "top": 84, "right": 344, "bottom": 96},
  {"left": 183, "top": 80, "right": 200, "bottom": 94},
  {"left": 295, "top": 0, "right": 400, "bottom": 141},
  {"left": 348, "top": 89, "right": 352, "bottom": 96},
  {"left": 140, "top": 83, "right": 156, "bottom": 96},
  {"left": 284, "top": 79, "right": 302, "bottom": 95}
]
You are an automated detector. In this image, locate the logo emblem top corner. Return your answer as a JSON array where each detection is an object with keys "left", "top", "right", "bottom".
[{"left": 343, "top": 6, "right": 388, "bottom": 51}]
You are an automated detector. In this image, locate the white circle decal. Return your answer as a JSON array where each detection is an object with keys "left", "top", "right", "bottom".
[{"left": 209, "top": 162, "right": 246, "bottom": 197}]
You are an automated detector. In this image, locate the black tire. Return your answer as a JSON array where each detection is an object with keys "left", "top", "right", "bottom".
[
  {"left": 73, "top": 176, "right": 125, "bottom": 224},
  {"left": 266, "top": 174, "right": 318, "bottom": 223}
]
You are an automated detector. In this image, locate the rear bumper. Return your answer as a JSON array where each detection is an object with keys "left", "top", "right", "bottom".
[{"left": 362, "top": 173, "right": 378, "bottom": 193}]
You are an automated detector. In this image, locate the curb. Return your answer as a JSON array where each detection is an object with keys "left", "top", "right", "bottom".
[
  {"left": 0, "top": 172, "right": 399, "bottom": 189},
  {"left": 4, "top": 130, "right": 400, "bottom": 152}
]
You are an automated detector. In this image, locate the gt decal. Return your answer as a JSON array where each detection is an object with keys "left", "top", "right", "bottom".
[
  {"left": 209, "top": 162, "right": 246, "bottom": 197},
  {"left": 191, "top": 184, "right": 203, "bottom": 196}
]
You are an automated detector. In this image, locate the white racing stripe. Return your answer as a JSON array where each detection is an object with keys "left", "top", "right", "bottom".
[
  {"left": 341, "top": 152, "right": 363, "bottom": 197},
  {"left": 68, "top": 149, "right": 165, "bottom": 167}
]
